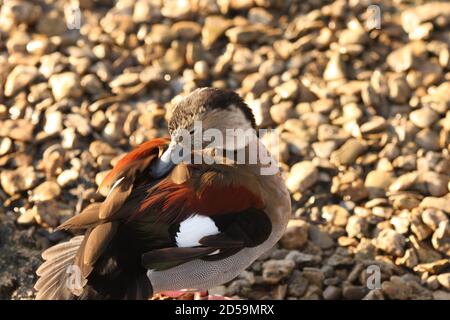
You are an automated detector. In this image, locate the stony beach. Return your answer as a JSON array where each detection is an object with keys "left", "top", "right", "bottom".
[{"left": 1, "top": 0, "right": 450, "bottom": 300}]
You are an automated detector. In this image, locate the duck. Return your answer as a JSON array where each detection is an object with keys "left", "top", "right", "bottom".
[{"left": 34, "top": 87, "right": 291, "bottom": 300}]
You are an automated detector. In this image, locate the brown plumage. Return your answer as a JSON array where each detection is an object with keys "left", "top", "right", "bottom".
[{"left": 34, "top": 88, "right": 291, "bottom": 300}]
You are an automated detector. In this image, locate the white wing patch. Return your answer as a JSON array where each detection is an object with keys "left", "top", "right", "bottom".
[
  {"left": 107, "top": 176, "right": 125, "bottom": 198},
  {"left": 176, "top": 215, "right": 220, "bottom": 247}
]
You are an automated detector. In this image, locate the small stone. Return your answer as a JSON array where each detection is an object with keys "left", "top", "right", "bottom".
[
  {"left": 422, "top": 209, "right": 448, "bottom": 231},
  {"left": 322, "top": 205, "right": 349, "bottom": 227},
  {"left": 388, "top": 75, "right": 410, "bottom": 104},
  {"left": 1, "top": 166, "right": 39, "bottom": 195},
  {"left": 202, "top": 16, "right": 233, "bottom": 48},
  {"left": 36, "top": 10, "right": 66, "bottom": 36},
  {"left": 381, "top": 277, "right": 412, "bottom": 300},
  {"left": 280, "top": 219, "right": 309, "bottom": 249},
  {"left": 417, "top": 61, "right": 443, "bottom": 87},
  {"left": 431, "top": 221, "right": 450, "bottom": 255},
  {"left": 342, "top": 285, "right": 367, "bottom": 300},
  {"left": 387, "top": 44, "right": 415, "bottom": 72},
  {"left": 259, "top": 59, "right": 284, "bottom": 77},
  {"left": 389, "top": 172, "right": 418, "bottom": 192},
  {"left": 309, "top": 225, "right": 334, "bottom": 249},
  {"left": 262, "top": 260, "right": 295, "bottom": 285},
  {"left": 65, "top": 114, "right": 92, "bottom": 137},
  {"left": 89, "top": 141, "right": 116, "bottom": 159},
  {"left": 395, "top": 248, "right": 419, "bottom": 269},
  {"left": 346, "top": 215, "right": 368, "bottom": 239},
  {"left": 360, "top": 116, "right": 387, "bottom": 134},
  {"left": 420, "top": 197, "right": 450, "bottom": 213},
  {"left": 270, "top": 102, "right": 296, "bottom": 124},
  {"left": 331, "top": 139, "right": 367, "bottom": 166},
  {"left": 391, "top": 216, "right": 410, "bottom": 234},
  {"left": 241, "top": 73, "right": 267, "bottom": 96},
  {"left": 437, "top": 273, "right": 450, "bottom": 289},
  {"left": 44, "top": 111, "right": 63, "bottom": 135},
  {"left": 364, "top": 170, "right": 394, "bottom": 198},
  {"left": 33, "top": 201, "right": 62, "bottom": 228},
  {"left": 49, "top": 72, "right": 82, "bottom": 101},
  {"left": 287, "top": 270, "right": 308, "bottom": 297},
  {"left": 433, "top": 291, "right": 450, "bottom": 300},
  {"left": 161, "top": 0, "right": 191, "bottom": 19},
  {"left": 285, "top": 251, "right": 317, "bottom": 265},
  {"left": 302, "top": 268, "right": 324, "bottom": 289},
  {"left": 327, "top": 252, "right": 353, "bottom": 267},
  {"left": 324, "top": 52, "right": 346, "bottom": 81},
  {"left": 312, "top": 141, "right": 338, "bottom": 158},
  {"left": 414, "top": 259, "right": 450, "bottom": 274},
  {"left": 375, "top": 229, "right": 406, "bottom": 257},
  {"left": 61, "top": 128, "right": 78, "bottom": 149},
  {"left": 57, "top": 169, "right": 79, "bottom": 187},
  {"left": 286, "top": 161, "right": 318, "bottom": 193},
  {"left": 0, "top": 119, "right": 34, "bottom": 142},
  {"left": 226, "top": 25, "right": 262, "bottom": 44},
  {"left": 171, "top": 21, "right": 201, "bottom": 40},
  {"left": 0, "top": 137, "right": 13, "bottom": 156},
  {"left": 410, "top": 107, "right": 439, "bottom": 128},
  {"left": 32, "top": 181, "right": 61, "bottom": 202},
  {"left": 401, "top": 2, "right": 450, "bottom": 33},
  {"left": 420, "top": 171, "right": 449, "bottom": 197},
  {"left": 4, "top": 65, "right": 39, "bottom": 97},
  {"left": 416, "top": 129, "right": 440, "bottom": 151},
  {"left": 275, "top": 79, "right": 299, "bottom": 100},
  {"left": 17, "top": 208, "right": 37, "bottom": 225},
  {"left": 323, "top": 286, "right": 342, "bottom": 300}
]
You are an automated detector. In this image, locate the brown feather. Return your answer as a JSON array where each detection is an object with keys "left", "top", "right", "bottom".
[
  {"left": 56, "top": 203, "right": 101, "bottom": 231},
  {"left": 198, "top": 234, "right": 244, "bottom": 247},
  {"left": 99, "top": 177, "right": 133, "bottom": 220},
  {"left": 98, "top": 138, "right": 169, "bottom": 195},
  {"left": 82, "top": 222, "right": 118, "bottom": 272},
  {"left": 142, "top": 247, "right": 217, "bottom": 266},
  {"left": 135, "top": 164, "right": 265, "bottom": 224}
]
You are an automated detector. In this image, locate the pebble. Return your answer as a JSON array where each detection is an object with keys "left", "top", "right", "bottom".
[
  {"left": 280, "top": 219, "right": 309, "bottom": 249},
  {"left": 331, "top": 139, "right": 367, "bottom": 166},
  {"left": 323, "top": 285, "right": 342, "bottom": 300},
  {"left": 4, "top": 65, "right": 39, "bottom": 97},
  {"left": 324, "top": 52, "right": 346, "bottom": 81},
  {"left": 437, "top": 273, "right": 450, "bottom": 290},
  {"left": 431, "top": 221, "right": 450, "bottom": 255},
  {"left": 375, "top": 229, "right": 406, "bottom": 257},
  {"left": 1, "top": 166, "right": 39, "bottom": 195},
  {"left": 49, "top": 72, "right": 82, "bottom": 101},
  {"left": 56, "top": 169, "right": 79, "bottom": 187},
  {"left": 346, "top": 216, "right": 368, "bottom": 239},
  {"left": 202, "top": 16, "right": 233, "bottom": 48},
  {"left": 309, "top": 225, "right": 334, "bottom": 249},
  {"left": 364, "top": 171, "right": 394, "bottom": 199},
  {"left": 286, "top": 161, "right": 318, "bottom": 193},
  {"left": 287, "top": 271, "right": 308, "bottom": 297},
  {"left": 420, "top": 197, "right": 450, "bottom": 213},
  {"left": 322, "top": 205, "right": 349, "bottom": 227},
  {"left": 262, "top": 260, "right": 296, "bottom": 285},
  {"left": 32, "top": 181, "right": 61, "bottom": 202},
  {"left": 409, "top": 107, "right": 439, "bottom": 128},
  {"left": 381, "top": 277, "right": 412, "bottom": 300}
]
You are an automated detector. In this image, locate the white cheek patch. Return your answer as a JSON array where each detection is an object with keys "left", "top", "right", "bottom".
[{"left": 176, "top": 215, "right": 220, "bottom": 247}]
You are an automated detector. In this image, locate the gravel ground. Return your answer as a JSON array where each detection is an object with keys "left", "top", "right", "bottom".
[{"left": 1, "top": 0, "right": 450, "bottom": 300}]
